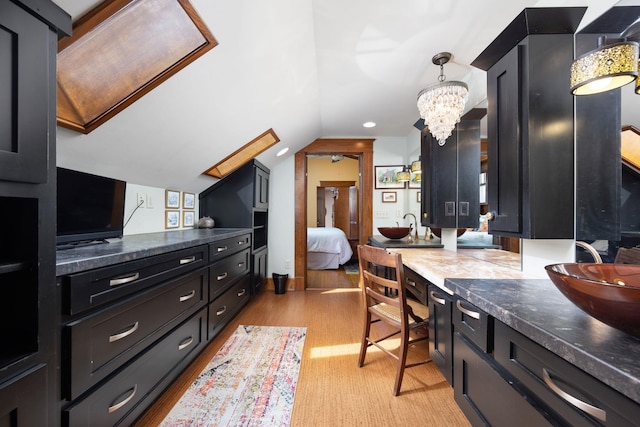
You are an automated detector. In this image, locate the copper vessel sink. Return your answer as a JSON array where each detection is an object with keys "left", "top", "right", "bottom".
[
  {"left": 545, "top": 263, "right": 640, "bottom": 338},
  {"left": 378, "top": 227, "right": 412, "bottom": 239},
  {"left": 430, "top": 228, "right": 466, "bottom": 238}
]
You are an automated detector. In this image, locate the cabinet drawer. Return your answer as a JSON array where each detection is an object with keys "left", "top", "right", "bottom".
[
  {"left": 428, "top": 284, "right": 453, "bottom": 385},
  {"left": 208, "top": 276, "right": 250, "bottom": 340},
  {"left": 404, "top": 267, "right": 427, "bottom": 305},
  {"left": 494, "top": 321, "right": 640, "bottom": 427},
  {"left": 453, "top": 333, "right": 553, "bottom": 427},
  {"left": 209, "top": 234, "right": 251, "bottom": 262},
  {"left": 452, "top": 295, "right": 493, "bottom": 353},
  {"left": 63, "top": 308, "right": 206, "bottom": 427},
  {"left": 61, "top": 245, "right": 207, "bottom": 315},
  {"left": 209, "top": 249, "right": 250, "bottom": 300},
  {"left": 63, "top": 267, "right": 206, "bottom": 400}
]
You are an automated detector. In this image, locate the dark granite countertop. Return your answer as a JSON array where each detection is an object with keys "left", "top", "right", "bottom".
[
  {"left": 56, "top": 228, "right": 250, "bottom": 276},
  {"left": 445, "top": 277, "right": 640, "bottom": 405}
]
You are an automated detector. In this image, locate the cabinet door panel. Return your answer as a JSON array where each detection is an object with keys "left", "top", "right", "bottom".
[
  {"left": 0, "top": 364, "right": 47, "bottom": 427},
  {"left": 428, "top": 285, "right": 452, "bottom": 385}
]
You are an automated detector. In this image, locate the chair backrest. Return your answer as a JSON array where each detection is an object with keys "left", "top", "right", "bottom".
[
  {"left": 615, "top": 247, "right": 640, "bottom": 264},
  {"left": 358, "top": 245, "right": 408, "bottom": 321}
]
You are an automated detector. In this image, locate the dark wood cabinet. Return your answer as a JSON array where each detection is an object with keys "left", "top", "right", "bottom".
[
  {"left": 427, "top": 284, "right": 453, "bottom": 385},
  {"left": 200, "top": 159, "right": 270, "bottom": 295},
  {"left": 0, "top": 1, "right": 70, "bottom": 425},
  {"left": 421, "top": 109, "right": 482, "bottom": 229},
  {"left": 472, "top": 8, "right": 585, "bottom": 239}
]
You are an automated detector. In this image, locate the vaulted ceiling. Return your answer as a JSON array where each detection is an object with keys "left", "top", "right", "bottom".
[{"left": 52, "top": 0, "right": 628, "bottom": 193}]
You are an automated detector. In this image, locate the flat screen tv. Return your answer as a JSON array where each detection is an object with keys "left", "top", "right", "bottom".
[{"left": 56, "top": 167, "right": 127, "bottom": 247}]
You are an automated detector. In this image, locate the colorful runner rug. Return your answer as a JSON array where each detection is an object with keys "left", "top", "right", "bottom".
[{"left": 160, "top": 325, "right": 307, "bottom": 427}]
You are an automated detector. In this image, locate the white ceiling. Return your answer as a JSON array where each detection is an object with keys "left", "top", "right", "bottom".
[{"left": 51, "top": 0, "right": 625, "bottom": 193}]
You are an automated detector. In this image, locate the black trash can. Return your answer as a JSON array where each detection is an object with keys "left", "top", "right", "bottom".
[{"left": 273, "top": 273, "right": 288, "bottom": 294}]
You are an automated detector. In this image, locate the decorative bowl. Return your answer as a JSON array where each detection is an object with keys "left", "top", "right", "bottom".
[
  {"left": 430, "top": 228, "right": 466, "bottom": 238},
  {"left": 545, "top": 263, "right": 640, "bottom": 338},
  {"left": 378, "top": 227, "right": 412, "bottom": 239}
]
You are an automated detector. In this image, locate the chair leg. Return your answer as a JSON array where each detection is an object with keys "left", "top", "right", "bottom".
[
  {"left": 358, "top": 312, "right": 371, "bottom": 367},
  {"left": 393, "top": 327, "right": 410, "bottom": 396}
]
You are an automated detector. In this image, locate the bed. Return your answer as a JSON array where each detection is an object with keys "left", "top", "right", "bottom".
[{"left": 307, "top": 227, "right": 353, "bottom": 269}]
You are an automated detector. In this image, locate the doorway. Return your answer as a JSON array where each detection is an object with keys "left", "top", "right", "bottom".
[{"left": 293, "top": 138, "right": 374, "bottom": 290}]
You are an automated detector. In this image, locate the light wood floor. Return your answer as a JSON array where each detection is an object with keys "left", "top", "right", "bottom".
[
  {"left": 306, "top": 264, "right": 361, "bottom": 289},
  {"left": 135, "top": 283, "right": 470, "bottom": 426}
]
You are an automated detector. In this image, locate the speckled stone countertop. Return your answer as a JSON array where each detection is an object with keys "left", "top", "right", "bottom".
[
  {"left": 56, "top": 228, "right": 250, "bottom": 276},
  {"left": 392, "top": 247, "right": 640, "bottom": 406}
]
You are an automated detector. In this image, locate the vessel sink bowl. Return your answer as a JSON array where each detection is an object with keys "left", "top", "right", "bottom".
[
  {"left": 378, "top": 227, "right": 412, "bottom": 239},
  {"left": 545, "top": 263, "right": 640, "bottom": 338},
  {"left": 430, "top": 228, "right": 466, "bottom": 238}
]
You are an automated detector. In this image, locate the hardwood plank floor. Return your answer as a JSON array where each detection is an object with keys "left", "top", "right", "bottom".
[
  {"left": 306, "top": 263, "right": 360, "bottom": 289},
  {"left": 135, "top": 286, "right": 470, "bottom": 426}
]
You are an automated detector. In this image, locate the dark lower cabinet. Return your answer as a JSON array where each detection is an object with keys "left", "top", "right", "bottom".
[
  {"left": 0, "top": 364, "right": 48, "bottom": 426},
  {"left": 427, "top": 284, "right": 453, "bottom": 385}
]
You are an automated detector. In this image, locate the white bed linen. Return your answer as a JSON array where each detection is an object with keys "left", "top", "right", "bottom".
[{"left": 307, "top": 227, "right": 353, "bottom": 269}]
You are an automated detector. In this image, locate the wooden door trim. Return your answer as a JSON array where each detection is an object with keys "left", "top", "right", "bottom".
[{"left": 294, "top": 138, "right": 374, "bottom": 290}]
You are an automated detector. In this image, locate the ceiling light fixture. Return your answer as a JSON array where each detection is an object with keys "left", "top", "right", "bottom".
[
  {"left": 417, "top": 52, "right": 468, "bottom": 146},
  {"left": 410, "top": 157, "right": 421, "bottom": 174},
  {"left": 396, "top": 166, "right": 411, "bottom": 182},
  {"left": 570, "top": 36, "right": 639, "bottom": 96},
  {"left": 363, "top": 121, "right": 376, "bottom": 128}
]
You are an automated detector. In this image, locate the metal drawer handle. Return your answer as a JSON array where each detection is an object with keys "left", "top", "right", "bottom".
[
  {"left": 238, "top": 262, "right": 245, "bottom": 268},
  {"left": 109, "top": 321, "right": 139, "bottom": 343},
  {"left": 455, "top": 300, "right": 480, "bottom": 320},
  {"left": 430, "top": 291, "right": 446, "bottom": 306},
  {"left": 108, "top": 384, "right": 137, "bottom": 413},
  {"left": 237, "top": 288, "right": 246, "bottom": 297},
  {"left": 217, "top": 246, "right": 228, "bottom": 252},
  {"left": 217, "top": 272, "right": 228, "bottom": 281},
  {"left": 109, "top": 272, "right": 140, "bottom": 287},
  {"left": 216, "top": 306, "right": 227, "bottom": 316},
  {"left": 238, "top": 240, "right": 246, "bottom": 245},
  {"left": 179, "top": 256, "right": 196, "bottom": 265},
  {"left": 406, "top": 278, "right": 416, "bottom": 288},
  {"left": 179, "top": 290, "right": 196, "bottom": 302},
  {"left": 542, "top": 368, "right": 606, "bottom": 422},
  {"left": 178, "top": 336, "right": 194, "bottom": 350}
]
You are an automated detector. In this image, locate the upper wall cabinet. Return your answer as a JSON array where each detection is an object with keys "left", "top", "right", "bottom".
[
  {"left": 421, "top": 109, "right": 484, "bottom": 229},
  {"left": 472, "top": 8, "right": 586, "bottom": 239}
]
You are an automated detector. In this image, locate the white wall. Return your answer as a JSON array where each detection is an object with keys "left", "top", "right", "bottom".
[{"left": 267, "top": 155, "right": 295, "bottom": 276}]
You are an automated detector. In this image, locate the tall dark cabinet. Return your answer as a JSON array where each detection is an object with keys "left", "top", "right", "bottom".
[
  {"left": 471, "top": 8, "right": 586, "bottom": 239},
  {"left": 199, "top": 159, "right": 269, "bottom": 295},
  {"left": 0, "top": 1, "right": 70, "bottom": 425}
]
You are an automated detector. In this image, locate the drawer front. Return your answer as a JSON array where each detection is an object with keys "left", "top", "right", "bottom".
[
  {"left": 494, "top": 321, "right": 640, "bottom": 427},
  {"left": 453, "top": 333, "right": 553, "bottom": 427},
  {"left": 404, "top": 267, "right": 427, "bottom": 305},
  {"left": 63, "top": 308, "right": 206, "bottom": 427},
  {"left": 209, "top": 249, "right": 250, "bottom": 300},
  {"left": 452, "top": 295, "right": 492, "bottom": 353},
  {"left": 208, "top": 276, "right": 250, "bottom": 340},
  {"left": 0, "top": 364, "right": 47, "bottom": 426},
  {"left": 64, "top": 268, "right": 206, "bottom": 400},
  {"left": 62, "top": 245, "right": 207, "bottom": 315},
  {"left": 208, "top": 234, "right": 251, "bottom": 262},
  {"left": 427, "top": 284, "right": 453, "bottom": 385}
]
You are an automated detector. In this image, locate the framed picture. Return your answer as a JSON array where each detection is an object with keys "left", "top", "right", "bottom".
[
  {"left": 408, "top": 175, "right": 421, "bottom": 189},
  {"left": 381, "top": 191, "right": 397, "bottom": 203},
  {"left": 182, "top": 192, "right": 195, "bottom": 209},
  {"left": 165, "top": 210, "right": 180, "bottom": 229},
  {"left": 165, "top": 189, "right": 180, "bottom": 208},
  {"left": 182, "top": 210, "right": 195, "bottom": 227},
  {"left": 375, "top": 165, "right": 406, "bottom": 189},
  {"left": 417, "top": 191, "right": 421, "bottom": 203}
]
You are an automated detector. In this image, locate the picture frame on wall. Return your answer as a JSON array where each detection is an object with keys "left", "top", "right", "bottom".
[
  {"left": 381, "top": 191, "right": 397, "bottom": 203},
  {"left": 183, "top": 210, "right": 195, "bottom": 227},
  {"left": 408, "top": 175, "right": 421, "bottom": 189},
  {"left": 182, "top": 192, "right": 195, "bottom": 209},
  {"left": 375, "top": 165, "right": 406, "bottom": 189},
  {"left": 165, "top": 210, "right": 180, "bottom": 229},
  {"left": 165, "top": 189, "right": 180, "bottom": 208},
  {"left": 417, "top": 191, "right": 421, "bottom": 203}
]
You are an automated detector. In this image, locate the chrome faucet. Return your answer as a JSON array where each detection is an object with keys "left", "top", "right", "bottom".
[{"left": 403, "top": 213, "right": 420, "bottom": 241}]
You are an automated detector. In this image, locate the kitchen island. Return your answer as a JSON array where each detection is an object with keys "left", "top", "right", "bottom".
[
  {"left": 393, "top": 248, "right": 640, "bottom": 425},
  {"left": 369, "top": 231, "right": 501, "bottom": 249}
]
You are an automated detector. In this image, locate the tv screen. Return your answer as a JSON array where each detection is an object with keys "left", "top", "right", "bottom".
[{"left": 56, "top": 167, "right": 127, "bottom": 246}]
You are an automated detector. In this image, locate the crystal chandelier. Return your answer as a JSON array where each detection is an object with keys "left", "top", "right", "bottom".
[{"left": 417, "top": 52, "right": 468, "bottom": 146}]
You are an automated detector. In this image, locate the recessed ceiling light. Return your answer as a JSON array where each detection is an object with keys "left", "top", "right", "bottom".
[
  {"left": 363, "top": 121, "right": 376, "bottom": 128},
  {"left": 276, "top": 147, "right": 289, "bottom": 157}
]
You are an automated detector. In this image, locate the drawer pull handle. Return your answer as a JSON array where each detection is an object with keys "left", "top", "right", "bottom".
[
  {"left": 430, "top": 291, "right": 446, "bottom": 306},
  {"left": 238, "top": 262, "right": 245, "bottom": 268},
  {"left": 178, "top": 336, "right": 194, "bottom": 350},
  {"left": 217, "top": 272, "right": 228, "bottom": 281},
  {"left": 109, "top": 272, "right": 140, "bottom": 287},
  {"left": 179, "top": 290, "right": 196, "bottom": 302},
  {"left": 216, "top": 306, "right": 227, "bottom": 316},
  {"left": 542, "top": 368, "right": 606, "bottom": 422},
  {"left": 455, "top": 300, "right": 480, "bottom": 320},
  {"left": 108, "top": 384, "right": 137, "bottom": 413},
  {"left": 217, "top": 246, "right": 228, "bottom": 252},
  {"left": 179, "top": 256, "right": 196, "bottom": 265},
  {"left": 406, "top": 278, "right": 416, "bottom": 288},
  {"left": 237, "top": 288, "right": 246, "bottom": 297},
  {"left": 109, "top": 321, "right": 139, "bottom": 343},
  {"left": 238, "top": 240, "right": 246, "bottom": 245}
]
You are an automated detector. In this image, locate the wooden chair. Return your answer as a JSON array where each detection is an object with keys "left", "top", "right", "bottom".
[
  {"left": 357, "top": 244, "right": 431, "bottom": 396},
  {"left": 614, "top": 247, "right": 640, "bottom": 264}
]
